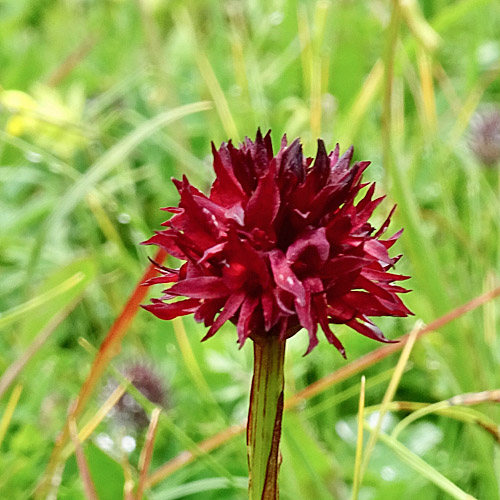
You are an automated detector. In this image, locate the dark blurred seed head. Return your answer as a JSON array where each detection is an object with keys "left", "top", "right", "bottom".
[
  {"left": 106, "top": 363, "right": 167, "bottom": 431},
  {"left": 469, "top": 107, "right": 500, "bottom": 166}
]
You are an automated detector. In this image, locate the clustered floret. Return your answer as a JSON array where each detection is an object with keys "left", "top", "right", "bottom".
[{"left": 143, "top": 130, "right": 412, "bottom": 356}]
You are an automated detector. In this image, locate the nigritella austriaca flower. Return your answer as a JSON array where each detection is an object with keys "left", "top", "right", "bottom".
[{"left": 142, "top": 130, "right": 412, "bottom": 499}]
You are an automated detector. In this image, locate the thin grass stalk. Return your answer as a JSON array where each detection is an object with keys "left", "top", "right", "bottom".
[
  {"left": 123, "top": 459, "right": 135, "bottom": 500},
  {"left": 365, "top": 423, "right": 477, "bottom": 500},
  {"left": 247, "top": 337, "right": 285, "bottom": 500},
  {"left": 351, "top": 376, "right": 366, "bottom": 500},
  {"left": 179, "top": 9, "right": 239, "bottom": 140},
  {"left": 69, "top": 419, "right": 99, "bottom": 500},
  {"left": 400, "top": 0, "right": 440, "bottom": 51},
  {"left": 172, "top": 317, "right": 226, "bottom": 418},
  {"left": 364, "top": 401, "right": 500, "bottom": 442},
  {"left": 0, "top": 272, "right": 84, "bottom": 329},
  {"left": 136, "top": 407, "right": 161, "bottom": 500},
  {"left": 483, "top": 272, "right": 497, "bottom": 347},
  {"left": 391, "top": 389, "right": 500, "bottom": 439},
  {"left": 417, "top": 48, "right": 437, "bottom": 134},
  {"left": 297, "top": 5, "right": 312, "bottom": 99},
  {"left": 56, "top": 383, "right": 127, "bottom": 464},
  {"left": 46, "top": 36, "right": 98, "bottom": 87},
  {"left": 78, "top": 385, "right": 126, "bottom": 444},
  {"left": 381, "top": 0, "right": 402, "bottom": 178},
  {"left": 0, "top": 384, "right": 23, "bottom": 447},
  {"left": 360, "top": 321, "right": 423, "bottom": 477},
  {"left": 309, "top": 0, "right": 329, "bottom": 139},
  {"left": 304, "top": 368, "right": 397, "bottom": 419},
  {"left": 338, "top": 59, "right": 384, "bottom": 146},
  {"left": 0, "top": 308, "right": 71, "bottom": 399},
  {"left": 146, "top": 423, "right": 245, "bottom": 488}
]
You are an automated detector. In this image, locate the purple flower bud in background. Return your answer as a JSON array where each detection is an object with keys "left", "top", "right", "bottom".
[
  {"left": 105, "top": 363, "right": 166, "bottom": 431},
  {"left": 469, "top": 106, "right": 500, "bottom": 166}
]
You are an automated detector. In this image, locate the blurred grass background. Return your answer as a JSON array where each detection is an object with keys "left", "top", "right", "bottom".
[{"left": 1, "top": 0, "right": 500, "bottom": 499}]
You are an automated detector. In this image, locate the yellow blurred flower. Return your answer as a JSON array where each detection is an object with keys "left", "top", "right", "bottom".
[
  {"left": 0, "top": 85, "right": 90, "bottom": 158},
  {"left": 1, "top": 90, "right": 38, "bottom": 136}
]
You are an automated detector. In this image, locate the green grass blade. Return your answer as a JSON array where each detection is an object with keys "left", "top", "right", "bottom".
[{"left": 370, "top": 426, "right": 477, "bottom": 500}]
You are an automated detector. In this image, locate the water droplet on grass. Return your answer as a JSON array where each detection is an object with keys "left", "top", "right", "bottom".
[
  {"left": 121, "top": 435, "right": 136, "bottom": 453},
  {"left": 25, "top": 151, "right": 42, "bottom": 163},
  {"left": 96, "top": 433, "right": 114, "bottom": 452},
  {"left": 269, "top": 12, "right": 284, "bottom": 25},
  {"left": 381, "top": 466, "right": 397, "bottom": 481},
  {"left": 118, "top": 212, "right": 131, "bottom": 224}
]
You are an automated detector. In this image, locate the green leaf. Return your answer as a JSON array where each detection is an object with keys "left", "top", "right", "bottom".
[
  {"left": 85, "top": 443, "right": 125, "bottom": 500},
  {"left": 373, "top": 427, "right": 477, "bottom": 500},
  {"left": 151, "top": 477, "right": 248, "bottom": 500},
  {"left": 281, "top": 412, "right": 336, "bottom": 500}
]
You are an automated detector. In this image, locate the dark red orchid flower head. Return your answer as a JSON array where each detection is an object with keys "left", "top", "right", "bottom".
[{"left": 142, "top": 130, "right": 412, "bottom": 357}]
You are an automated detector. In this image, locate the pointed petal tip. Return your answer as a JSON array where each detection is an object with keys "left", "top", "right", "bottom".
[
  {"left": 343, "top": 145, "right": 354, "bottom": 160},
  {"left": 302, "top": 346, "right": 313, "bottom": 357},
  {"left": 313, "top": 139, "right": 329, "bottom": 171},
  {"left": 201, "top": 331, "right": 214, "bottom": 342},
  {"left": 317, "top": 138, "right": 327, "bottom": 151},
  {"left": 237, "top": 336, "right": 249, "bottom": 349},
  {"left": 384, "top": 338, "right": 399, "bottom": 344},
  {"left": 171, "top": 177, "right": 183, "bottom": 191},
  {"left": 288, "top": 137, "right": 302, "bottom": 149},
  {"left": 302, "top": 336, "right": 319, "bottom": 356}
]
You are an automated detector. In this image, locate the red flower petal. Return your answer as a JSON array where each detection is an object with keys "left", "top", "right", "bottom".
[
  {"left": 142, "top": 299, "right": 199, "bottom": 320},
  {"left": 237, "top": 295, "right": 259, "bottom": 347},
  {"left": 210, "top": 142, "right": 248, "bottom": 207},
  {"left": 169, "top": 277, "right": 229, "bottom": 299},
  {"left": 268, "top": 249, "right": 306, "bottom": 306},
  {"left": 245, "top": 161, "right": 280, "bottom": 232},
  {"left": 363, "top": 239, "right": 393, "bottom": 265},
  {"left": 286, "top": 227, "right": 330, "bottom": 265},
  {"left": 346, "top": 318, "right": 397, "bottom": 343},
  {"left": 202, "top": 291, "right": 246, "bottom": 341},
  {"left": 142, "top": 233, "right": 185, "bottom": 260}
]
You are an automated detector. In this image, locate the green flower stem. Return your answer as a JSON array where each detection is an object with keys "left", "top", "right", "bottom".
[{"left": 247, "top": 336, "right": 285, "bottom": 500}]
